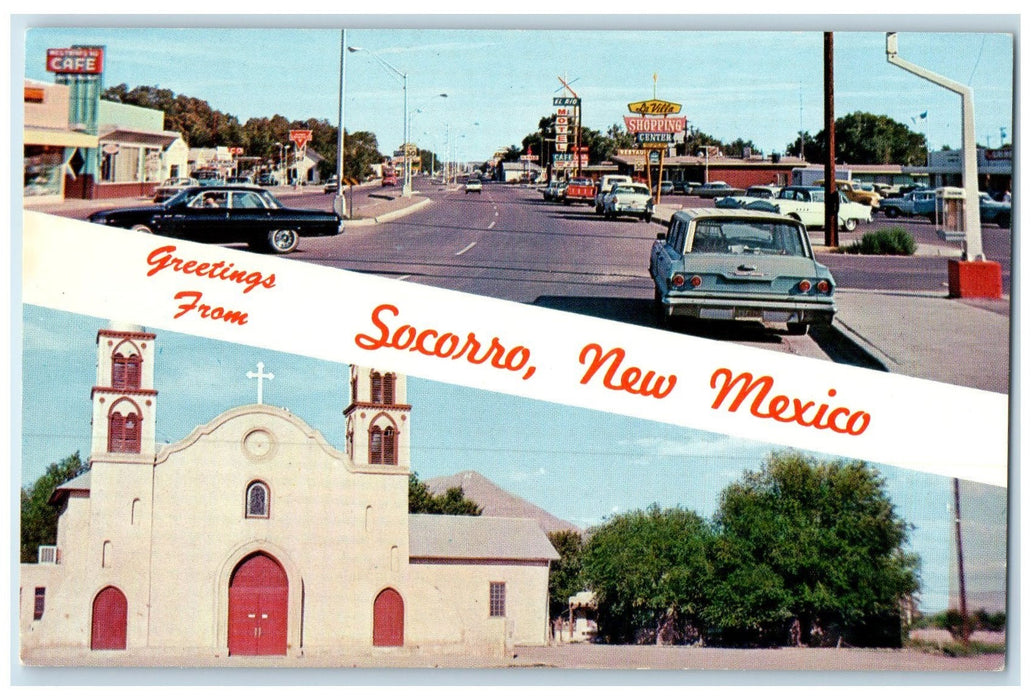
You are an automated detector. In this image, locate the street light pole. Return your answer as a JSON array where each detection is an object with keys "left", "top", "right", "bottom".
[
  {"left": 335, "top": 29, "right": 347, "bottom": 216},
  {"left": 886, "top": 32, "right": 982, "bottom": 261},
  {"left": 348, "top": 45, "right": 411, "bottom": 198}
]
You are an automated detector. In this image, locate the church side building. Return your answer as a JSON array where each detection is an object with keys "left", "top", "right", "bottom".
[{"left": 20, "top": 322, "right": 558, "bottom": 660}]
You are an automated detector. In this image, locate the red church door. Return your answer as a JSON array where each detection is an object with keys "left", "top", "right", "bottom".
[
  {"left": 228, "top": 553, "right": 288, "bottom": 656},
  {"left": 373, "top": 588, "right": 404, "bottom": 646},
  {"left": 91, "top": 586, "right": 127, "bottom": 650}
]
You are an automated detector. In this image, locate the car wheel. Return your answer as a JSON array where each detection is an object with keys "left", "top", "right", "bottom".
[
  {"left": 998, "top": 213, "right": 1011, "bottom": 228},
  {"left": 786, "top": 322, "right": 810, "bottom": 336},
  {"left": 265, "top": 229, "right": 299, "bottom": 254},
  {"left": 843, "top": 218, "right": 858, "bottom": 232},
  {"left": 596, "top": 205, "right": 603, "bottom": 215},
  {"left": 131, "top": 224, "right": 154, "bottom": 234},
  {"left": 883, "top": 207, "right": 900, "bottom": 218},
  {"left": 644, "top": 213, "right": 653, "bottom": 223}
]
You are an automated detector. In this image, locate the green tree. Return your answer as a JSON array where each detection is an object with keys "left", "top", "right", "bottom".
[
  {"left": 801, "top": 112, "right": 927, "bottom": 165},
  {"left": 21, "top": 452, "right": 88, "bottom": 563},
  {"left": 546, "top": 530, "right": 585, "bottom": 620},
  {"left": 705, "top": 451, "right": 920, "bottom": 647},
  {"left": 582, "top": 505, "right": 711, "bottom": 644},
  {"left": 408, "top": 472, "right": 482, "bottom": 515}
]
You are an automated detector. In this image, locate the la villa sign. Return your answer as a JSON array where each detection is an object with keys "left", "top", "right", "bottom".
[{"left": 627, "top": 99, "right": 682, "bottom": 115}]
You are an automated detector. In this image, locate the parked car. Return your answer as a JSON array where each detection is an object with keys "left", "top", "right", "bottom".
[
  {"left": 602, "top": 183, "right": 654, "bottom": 222},
  {"left": 814, "top": 179, "right": 882, "bottom": 209},
  {"left": 714, "top": 185, "right": 782, "bottom": 209},
  {"left": 152, "top": 177, "right": 199, "bottom": 203},
  {"left": 594, "top": 174, "right": 634, "bottom": 213},
  {"left": 676, "top": 181, "right": 702, "bottom": 194},
  {"left": 323, "top": 176, "right": 339, "bottom": 193},
  {"left": 691, "top": 181, "right": 747, "bottom": 199},
  {"left": 382, "top": 173, "right": 399, "bottom": 187},
  {"left": 742, "top": 186, "right": 872, "bottom": 231},
  {"left": 659, "top": 181, "right": 675, "bottom": 195},
  {"left": 649, "top": 208, "right": 836, "bottom": 335},
  {"left": 977, "top": 192, "right": 1012, "bottom": 228},
  {"left": 465, "top": 178, "right": 483, "bottom": 193},
  {"left": 542, "top": 180, "right": 567, "bottom": 201},
  {"left": 256, "top": 173, "right": 279, "bottom": 187},
  {"left": 87, "top": 185, "right": 343, "bottom": 254},
  {"left": 227, "top": 176, "right": 254, "bottom": 185},
  {"left": 879, "top": 189, "right": 936, "bottom": 219}
]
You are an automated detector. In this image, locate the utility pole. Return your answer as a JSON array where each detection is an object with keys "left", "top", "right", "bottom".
[
  {"left": 953, "top": 478, "right": 971, "bottom": 647},
  {"left": 823, "top": 32, "right": 839, "bottom": 247}
]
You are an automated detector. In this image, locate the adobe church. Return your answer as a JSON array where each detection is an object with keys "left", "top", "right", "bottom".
[{"left": 20, "top": 322, "right": 558, "bottom": 659}]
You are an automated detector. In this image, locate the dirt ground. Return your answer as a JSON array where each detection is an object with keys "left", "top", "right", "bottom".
[{"left": 17, "top": 642, "right": 1007, "bottom": 675}]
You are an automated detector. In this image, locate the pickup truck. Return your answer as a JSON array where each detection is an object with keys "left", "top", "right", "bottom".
[
  {"left": 743, "top": 185, "right": 872, "bottom": 231},
  {"left": 564, "top": 177, "right": 597, "bottom": 205}
]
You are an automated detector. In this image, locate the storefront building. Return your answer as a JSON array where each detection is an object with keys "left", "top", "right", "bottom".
[{"left": 23, "top": 79, "right": 98, "bottom": 204}]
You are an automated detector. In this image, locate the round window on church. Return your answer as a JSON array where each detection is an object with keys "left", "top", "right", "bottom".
[{"left": 242, "top": 429, "right": 276, "bottom": 460}]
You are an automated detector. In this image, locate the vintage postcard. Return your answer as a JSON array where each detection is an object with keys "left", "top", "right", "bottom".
[{"left": 14, "top": 18, "right": 1013, "bottom": 678}]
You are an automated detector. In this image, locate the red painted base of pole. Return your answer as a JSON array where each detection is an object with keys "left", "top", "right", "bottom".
[{"left": 947, "top": 259, "right": 1003, "bottom": 299}]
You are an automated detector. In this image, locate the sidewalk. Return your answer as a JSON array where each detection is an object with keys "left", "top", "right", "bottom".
[{"left": 652, "top": 203, "right": 1010, "bottom": 394}]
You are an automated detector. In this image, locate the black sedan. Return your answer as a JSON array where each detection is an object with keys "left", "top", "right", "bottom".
[{"left": 87, "top": 185, "right": 343, "bottom": 254}]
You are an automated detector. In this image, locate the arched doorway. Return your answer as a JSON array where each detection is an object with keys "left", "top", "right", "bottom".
[
  {"left": 91, "top": 586, "right": 127, "bottom": 650},
  {"left": 228, "top": 552, "right": 288, "bottom": 655},
  {"left": 373, "top": 588, "right": 404, "bottom": 647}
]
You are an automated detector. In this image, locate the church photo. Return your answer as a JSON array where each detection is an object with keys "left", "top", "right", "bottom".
[{"left": 19, "top": 309, "right": 559, "bottom": 662}]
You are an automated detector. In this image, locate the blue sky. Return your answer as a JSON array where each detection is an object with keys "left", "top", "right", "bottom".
[
  {"left": 21, "top": 21, "right": 1015, "bottom": 162},
  {"left": 19, "top": 304, "right": 971, "bottom": 612}
]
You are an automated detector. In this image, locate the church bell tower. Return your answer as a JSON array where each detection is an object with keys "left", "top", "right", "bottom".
[
  {"left": 90, "top": 322, "right": 157, "bottom": 460},
  {"left": 344, "top": 366, "right": 410, "bottom": 471}
]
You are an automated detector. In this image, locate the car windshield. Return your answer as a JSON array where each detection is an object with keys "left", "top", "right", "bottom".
[
  {"left": 689, "top": 219, "right": 808, "bottom": 257},
  {"left": 614, "top": 185, "right": 649, "bottom": 195}
]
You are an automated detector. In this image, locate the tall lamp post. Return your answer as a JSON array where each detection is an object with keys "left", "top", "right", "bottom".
[
  {"left": 335, "top": 29, "right": 347, "bottom": 216},
  {"left": 348, "top": 45, "right": 411, "bottom": 198}
]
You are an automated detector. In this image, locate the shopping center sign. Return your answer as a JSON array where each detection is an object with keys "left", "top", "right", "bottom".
[{"left": 623, "top": 116, "right": 687, "bottom": 133}]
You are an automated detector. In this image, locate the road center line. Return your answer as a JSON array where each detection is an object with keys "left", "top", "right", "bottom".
[
  {"left": 455, "top": 241, "right": 477, "bottom": 256},
  {"left": 487, "top": 221, "right": 496, "bottom": 229}
]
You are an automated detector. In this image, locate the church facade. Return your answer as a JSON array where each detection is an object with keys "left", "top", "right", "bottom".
[{"left": 20, "top": 323, "right": 558, "bottom": 660}]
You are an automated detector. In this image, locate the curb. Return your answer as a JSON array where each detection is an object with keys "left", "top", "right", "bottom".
[{"left": 344, "top": 197, "right": 433, "bottom": 228}]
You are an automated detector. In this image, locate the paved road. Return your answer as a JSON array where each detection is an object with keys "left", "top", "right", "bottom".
[{"left": 295, "top": 181, "right": 871, "bottom": 365}]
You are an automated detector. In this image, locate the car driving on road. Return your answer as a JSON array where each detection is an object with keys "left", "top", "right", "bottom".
[
  {"left": 602, "top": 183, "right": 654, "bottom": 222},
  {"left": 465, "top": 178, "right": 483, "bottom": 193},
  {"left": 87, "top": 185, "right": 343, "bottom": 254},
  {"left": 650, "top": 208, "right": 836, "bottom": 336}
]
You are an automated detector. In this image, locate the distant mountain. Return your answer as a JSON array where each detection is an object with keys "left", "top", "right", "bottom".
[{"left": 424, "top": 470, "right": 580, "bottom": 534}]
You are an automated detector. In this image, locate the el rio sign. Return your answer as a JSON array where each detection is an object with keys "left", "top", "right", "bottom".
[{"left": 46, "top": 47, "right": 104, "bottom": 75}]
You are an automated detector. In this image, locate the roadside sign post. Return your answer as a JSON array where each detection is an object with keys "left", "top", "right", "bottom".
[{"left": 626, "top": 98, "right": 684, "bottom": 204}]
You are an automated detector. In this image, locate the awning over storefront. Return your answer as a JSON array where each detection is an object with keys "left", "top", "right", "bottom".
[
  {"left": 24, "top": 127, "right": 98, "bottom": 149},
  {"left": 98, "top": 128, "right": 180, "bottom": 148}
]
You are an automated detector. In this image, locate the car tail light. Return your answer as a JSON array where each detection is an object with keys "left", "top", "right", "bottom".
[
  {"left": 816, "top": 279, "right": 832, "bottom": 293},
  {"left": 798, "top": 280, "right": 812, "bottom": 292},
  {"left": 671, "top": 274, "right": 686, "bottom": 288},
  {"left": 690, "top": 275, "right": 702, "bottom": 288}
]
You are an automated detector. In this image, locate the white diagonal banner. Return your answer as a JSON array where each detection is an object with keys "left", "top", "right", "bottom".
[{"left": 22, "top": 212, "right": 1008, "bottom": 486}]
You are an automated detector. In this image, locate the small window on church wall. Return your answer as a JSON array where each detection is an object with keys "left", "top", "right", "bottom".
[
  {"left": 369, "top": 425, "right": 397, "bottom": 465},
  {"left": 131, "top": 498, "right": 140, "bottom": 525},
  {"left": 108, "top": 409, "right": 141, "bottom": 453},
  {"left": 383, "top": 373, "right": 396, "bottom": 404},
  {"left": 112, "top": 354, "right": 142, "bottom": 389},
  {"left": 102, "top": 540, "right": 112, "bottom": 568},
  {"left": 34, "top": 587, "right": 45, "bottom": 620},
  {"left": 246, "top": 481, "right": 270, "bottom": 518},
  {"left": 370, "top": 372, "right": 383, "bottom": 403},
  {"left": 489, "top": 582, "right": 506, "bottom": 617},
  {"left": 391, "top": 546, "right": 399, "bottom": 572},
  {"left": 365, "top": 505, "right": 373, "bottom": 532}
]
